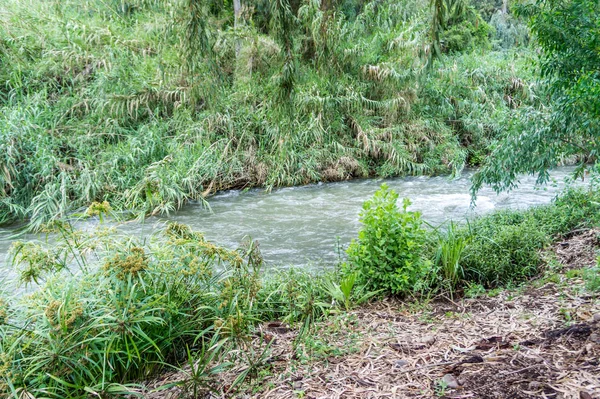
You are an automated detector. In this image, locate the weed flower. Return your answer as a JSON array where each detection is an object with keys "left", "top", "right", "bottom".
[
  {"left": 0, "top": 298, "right": 7, "bottom": 324},
  {"left": 103, "top": 247, "right": 148, "bottom": 280},
  {"left": 10, "top": 241, "right": 61, "bottom": 285},
  {"left": 44, "top": 300, "right": 84, "bottom": 331},
  {"left": 86, "top": 201, "right": 112, "bottom": 217}
]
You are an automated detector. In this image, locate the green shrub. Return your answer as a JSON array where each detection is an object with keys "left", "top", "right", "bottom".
[
  {"left": 447, "top": 187, "right": 600, "bottom": 288},
  {"left": 444, "top": 18, "right": 493, "bottom": 53},
  {"left": 460, "top": 214, "right": 550, "bottom": 286},
  {"left": 344, "top": 184, "right": 431, "bottom": 295},
  {"left": 529, "top": 187, "right": 600, "bottom": 237}
]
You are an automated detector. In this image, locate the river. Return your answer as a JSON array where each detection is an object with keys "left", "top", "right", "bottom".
[{"left": 0, "top": 167, "right": 581, "bottom": 281}]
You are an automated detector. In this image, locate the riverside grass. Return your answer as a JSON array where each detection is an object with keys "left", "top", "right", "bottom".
[
  {"left": 0, "top": 0, "right": 536, "bottom": 230},
  {"left": 0, "top": 222, "right": 335, "bottom": 398},
  {"left": 2, "top": 186, "right": 600, "bottom": 398}
]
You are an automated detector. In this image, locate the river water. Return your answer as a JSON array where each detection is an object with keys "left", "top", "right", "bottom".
[{"left": 0, "top": 167, "right": 580, "bottom": 280}]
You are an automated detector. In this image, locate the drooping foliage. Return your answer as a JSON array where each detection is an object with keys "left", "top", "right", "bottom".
[{"left": 472, "top": 0, "right": 600, "bottom": 194}]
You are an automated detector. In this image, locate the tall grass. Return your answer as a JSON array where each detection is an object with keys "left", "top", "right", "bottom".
[
  {"left": 434, "top": 221, "right": 469, "bottom": 291},
  {"left": 0, "top": 0, "right": 536, "bottom": 229}
]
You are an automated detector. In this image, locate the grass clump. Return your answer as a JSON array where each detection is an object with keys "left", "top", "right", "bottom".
[
  {"left": 0, "top": 222, "right": 339, "bottom": 398},
  {"left": 459, "top": 211, "right": 551, "bottom": 286},
  {"left": 433, "top": 221, "right": 470, "bottom": 292}
]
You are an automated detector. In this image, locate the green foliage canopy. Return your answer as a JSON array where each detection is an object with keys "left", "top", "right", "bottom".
[{"left": 472, "top": 0, "right": 600, "bottom": 194}]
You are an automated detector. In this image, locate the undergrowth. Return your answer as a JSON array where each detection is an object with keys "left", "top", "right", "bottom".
[
  {"left": 344, "top": 184, "right": 600, "bottom": 294},
  {"left": 2, "top": 186, "right": 600, "bottom": 397}
]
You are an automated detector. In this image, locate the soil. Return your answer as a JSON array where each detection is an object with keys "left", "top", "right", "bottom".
[{"left": 139, "top": 230, "right": 600, "bottom": 399}]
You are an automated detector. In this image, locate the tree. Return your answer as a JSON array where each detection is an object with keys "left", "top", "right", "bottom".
[
  {"left": 428, "top": 0, "right": 477, "bottom": 63},
  {"left": 234, "top": 0, "right": 242, "bottom": 58},
  {"left": 471, "top": 0, "right": 600, "bottom": 195}
]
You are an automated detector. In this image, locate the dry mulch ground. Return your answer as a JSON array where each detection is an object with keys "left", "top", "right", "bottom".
[{"left": 142, "top": 231, "right": 600, "bottom": 399}]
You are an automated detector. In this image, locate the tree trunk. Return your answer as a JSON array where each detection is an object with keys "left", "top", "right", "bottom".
[
  {"left": 502, "top": 0, "right": 508, "bottom": 14},
  {"left": 233, "top": 0, "right": 242, "bottom": 58}
]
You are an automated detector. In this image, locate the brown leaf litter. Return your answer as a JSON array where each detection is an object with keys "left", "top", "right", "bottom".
[
  {"left": 138, "top": 230, "right": 600, "bottom": 399},
  {"left": 554, "top": 229, "right": 600, "bottom": 270}
]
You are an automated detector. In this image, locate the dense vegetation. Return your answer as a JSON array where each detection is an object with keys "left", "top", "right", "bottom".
[
  {"left": 343, "top": 182, "right": 600, "bottom": 295},
  {"left": 2, "top": 0, "right": 600, "bottom": 397},
  {"left": 0, "top": 221, "right": 334, "bottom": 397},
  {"left": 0, "top": 0, "right": 534, "bottom": 229}
]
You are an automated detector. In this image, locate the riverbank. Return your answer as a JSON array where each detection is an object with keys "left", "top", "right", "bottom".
[
  {"left": 144, "top": 231, "right": 600, "bottom": 398},
  {"left": 2, "top": 186, "right": 600, "bottom": 398},
  {"left": 0, "top": 0, "right": 535, "bottom": 230}
]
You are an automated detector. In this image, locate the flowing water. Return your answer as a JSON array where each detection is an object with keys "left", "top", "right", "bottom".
[{"left": 0, "top": 167, "right": 582, "bottom": 282}]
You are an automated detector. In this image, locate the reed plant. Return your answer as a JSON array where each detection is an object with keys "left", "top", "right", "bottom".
[{"left": 0, "top": 0, "right": 536, "bottom": 230}]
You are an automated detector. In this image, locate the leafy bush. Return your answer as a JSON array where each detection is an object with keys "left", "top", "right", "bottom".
[
  {"left": 344, "top": 184, "right": 431, "bottom": 295},
  {"left": 443, "top": 17, "right": 493, "bottom": 53}
]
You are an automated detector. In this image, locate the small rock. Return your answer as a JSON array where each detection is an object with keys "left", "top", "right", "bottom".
[
  {"left": 592, "top": 313, "right": 600, "bottom": 323},
  {"left": 591, "top": 333, "right": 600, "bottom": 343},
  {"left": 292, "top": 381, "right": 303, "bottom": 390},
  {"left": 530, "top": 355, "right": 544, "bottom": 363},
  {"left": 421, "top": 335, "right": 436, "bottom": 346},
  {"left": 394, "top": 359, "right": 409, "bottom": 368},
  {"left": 580, "top": 391, "right": 593, "bottom": 399},
  {"left": 528, "top": 381, "right": 543, "bottom": 390},
  {"left": 442, "top": 374, "right": 459, "bottom": 389}
]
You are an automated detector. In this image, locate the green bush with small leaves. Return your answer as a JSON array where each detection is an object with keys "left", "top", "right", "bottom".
[{"left": 344, "top": 184, "right": 431, "bottom": 295}]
